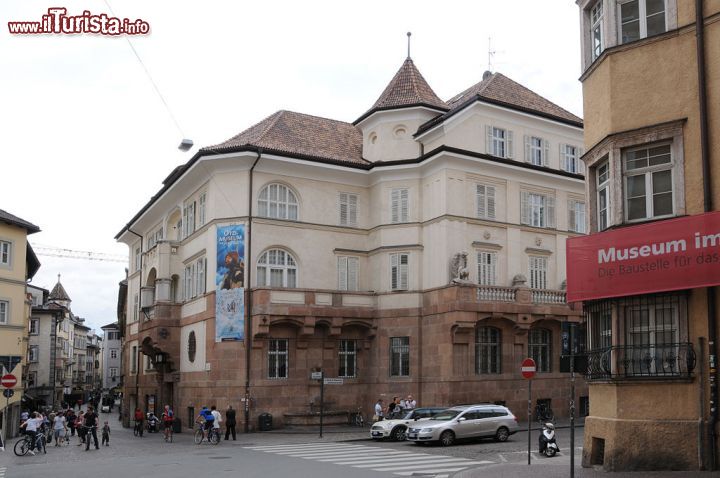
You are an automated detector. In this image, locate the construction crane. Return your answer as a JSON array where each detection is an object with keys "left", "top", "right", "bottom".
[{"left": 31, "top": 244, "right": 127, "bottom": 263}]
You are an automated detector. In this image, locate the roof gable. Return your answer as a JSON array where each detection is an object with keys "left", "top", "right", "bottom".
[{"left": 0, "top": 209, "right": 40, "bottom": 234}]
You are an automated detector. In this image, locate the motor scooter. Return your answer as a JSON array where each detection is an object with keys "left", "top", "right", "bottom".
[
  {"left": 146, "top": 413, "right": 159, "bottom": 433},
  {"left": 538, "top": 422, "right": 559, "bottom": 457}
]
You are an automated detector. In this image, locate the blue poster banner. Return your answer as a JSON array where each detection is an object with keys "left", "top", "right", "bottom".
[{"left": 215, "top": 224, "right": 245, "bottom": 342}]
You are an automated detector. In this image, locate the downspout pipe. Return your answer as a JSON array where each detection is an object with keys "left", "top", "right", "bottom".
[
  {"left": 695, "top": 0, "right": 717, "bottom": 469},
  {"left": 245, "top": 150, "right": 262, "bottom": 433},
  {"left": 127, "top": 228, "right": 143, "bottom": 415}
]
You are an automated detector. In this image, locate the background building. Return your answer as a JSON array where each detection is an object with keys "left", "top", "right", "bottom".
[
  {"left": 116, "top": 58, "right": 588, "bottom": 430},
  {"left": 101, "top": 322, "right": 121, "bottom": 392},
  {"left": 575, "top": 0, "right": 719, "bottom": 471},
  {"left": 0, "top": 209, "right": 40, "bottom": 440}
]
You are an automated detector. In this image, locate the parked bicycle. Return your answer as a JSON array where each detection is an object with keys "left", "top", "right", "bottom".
[
  {"left": 194, "top": 422, "right": 219, "bottom": 445},
  {"left": 14, "top": 432, "right": 46, "bottom": 456},
  {"left": 535, "top": 401, "right": 555, "bottom": 424},
  {"left": 350, "top": 408, "right": 364, "bottom": 427}
]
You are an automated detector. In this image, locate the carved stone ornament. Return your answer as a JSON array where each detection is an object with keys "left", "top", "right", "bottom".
[
  {"left": 483, "top": 231, "right": 491, "bottom": 240},
  {"left": 512, "top": 274, "right": 527, "bottom": 287},
  {"left": 535, "top": 237, "right": 543, "bottom": 247},
  {"left": 450, "top": 251, "right": 472, "bottom": 284}
]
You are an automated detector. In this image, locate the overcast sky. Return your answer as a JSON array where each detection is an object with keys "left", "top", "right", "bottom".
[{"left": 0, "top": 0, "right": 583, "bottom": 334}]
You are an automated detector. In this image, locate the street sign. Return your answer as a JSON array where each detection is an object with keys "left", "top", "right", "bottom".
[
  {"left": 323, "top": 378, "right": 343, "bottom": 385},
  {"left": 3, "top": 389, "right": 13, "bottom": 399},
  {"left": 1, "top": 374, "right": 17, "bottom": 388},
  {"left": 311, "top": 372, "right": 322, "bottom": 380},
  {"left": 521, "top": 358, "right": 536, "bottom": 379}
]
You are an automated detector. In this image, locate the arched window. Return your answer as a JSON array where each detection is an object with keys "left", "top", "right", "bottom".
[
  {"left": 258, "top": 184, "right": 298, "bottom": 220},
  {"left": 257, "top": 249, "right": 297, "bottom": 288},
  {"left": 476, "top": 326, "right": 501, "bottom": 374},
  {"left": 529, "top": 328, "right": 552, "bottom": 372}
]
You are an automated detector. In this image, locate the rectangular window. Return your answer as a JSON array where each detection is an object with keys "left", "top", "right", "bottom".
[
  {"left": 476, "top": 327, "right": 501, "bottom": 374},
  {"left": 568, "top": 200, "right": 587, "bottom": 233},
  {"left": 339, "top": 193, "right": 358, "bottom": 227},
  {"left": 268, "top": 339, "right": 288, "bottom": 379},
  {"left": 338, "top": 339, "right": 357, "bottom": 378},
  {"left": 529, "top": 329, "right": 552, "bottom": 372},
  {"left": 110, "top": 349, "right": 118, "bottom": 359},
  {"left": 195, "top": 258, "right": 206, "bottom": 297},
  {"left": 134, "top": 247, "right": 141, "bottom": 272},
  {"left": 28, "top": 371, "right": 36, "bottom": 388},
  {"left": 337, "top": 256, "right": 359, "bottom": 291},
  {"left": 525, "top": 136, "right": 548, "bottom": 166},
  {"left": 487, "top": 126, "right": 514, "bottom": 159},
  {"left": 131, "top": 346, "right": 137, "bottom": 373},
  {"left": 29, "top": 318, "right": 39, "bottom": 335},
  {"left": 521, "top": 192, "right": 555, "bottom": 228},
  {"left": 198, "top": 192, "right": 207, "bottom": 226},
  {"left": 110, "top": 367, "right": 118, "bottom": 378},
  {"left": 624, "top": 144, "right": 673, "bottom": 221},
  {"left": 390, "top": 253, "right": 409, "bottom": 291},
  {"left": 390, "top": 188, "right": 409, "bottom": 223},
  {"left": 597, "top": 160, "right": 610, "bottom": 231},
  {"left": 29, "top": 346, "right": 38, "bottom": 362},
  {"left": 133, "top": 294, "right": 138, "bottom": 322},
  {"left": 0, "top": 241, "right": 10, "bottom": 266},
  {"left": 529, "top": 256, "right": 548, "bottom": 290},
  {"left": 477, "top": 251, "right": 497, "bottom": 286},
  {"left": 476, "top": 184, "right": 496, "bottom": 220},
  {"left": 591, "top": 1, "right": 604, "bottom": 60},
  {"left": 561, "top": 144, "right": 583, "bottom": 173},
  {"left": 184, "top": 201, "right": 196, "bottom": 237},
  {"left": 625, "top": 300, "right": 679, "bottom": 376},
  {"left": 390, "top": 337, "right": 410, "bottom": 377},
  {"left": 0, "top": 300, "right": 7, "bottom": 325},
  {"left": 620, "top": 0, "right": 666, "bottom": 44}
]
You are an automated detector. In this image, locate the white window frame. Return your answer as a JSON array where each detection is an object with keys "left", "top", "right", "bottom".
[
  {"left": 568, "top": 200, "right": 587, "bottom": 233},
  {"left": 258, "top": 183, "right": 299, "bottom": 220},
  {"left": 134, "top": 247, "right": 141, "bottom": 272},
  {"left": 390, "top": 253, "right": 409, "bottom": 291},
  {"left": 597, "top": 160, "right": 610, "bottom": 231},
  {"left": 257, "top": 249, "right": 297, "bottom": 288},
  {"left": 0, "top": 240, "right": 11, "bottom": 267},
  {"left": 476, "top": 184, "right": 496, "bottom": 220},
  {"left": 390, "top": 336, "right": 410, "bottom": 377},
  {"left": 29, "top": 345, "right": 39, "bottom": 362},
  {"left": 29, "top": 318, "right": 39, "bottom": 335},
  {"left": 195, "top": 257, "right": 207, "bottom": 297},
  {"left": 477, "top": 251, "right": 497, "bottom": 286},
  {"left": 337, "top": 256, "right": 359, "bottom": 292},
  {"left": 590, "top": 0, "right": 604, "bottom": 61},
  {"left": 529, "top": 256, "right": 548, "bottom": 290},
  {"left": 183, "top": 201, "right": 196, "bottom": 238},
  {"left": 338, "top": 339, "right": 357, "bottom": 378},
  {"left": 525, "top": 136, "right": 549, "bottom": 166},
  {"left": 338, "top": 192, "right": 358, "bottom": 227},
  {"left": 133, "top": 294, "right": 138, "bottom": 322},
  {"left": 623, "top": 143, "right": 674, "bottom": 222},
  {"left": 521, "top": 191, "right": 556, "bottom": 228},
  {"left": 0, "top": 300, "right": 7, "bottom": 325},
  {"left": 268, "top": 338, "right": 289, "bottom": 379},
  {"left": 110, "top": 349, "right": 118, "bottom": 359},
  {"left": 390, "top": 188, "right": 409, "bottom": 224},
  {"left": 486, "top": 126, "right": 514, "bottom": 159},
  {"left": 618, "top": 0, "right": 666, "bottom": 44},
  {"left": 561, "top": 144, "right": 584, "bottom": 174},
  {"left": 198, "top": 192, "right": 207, "bottom": 226}
]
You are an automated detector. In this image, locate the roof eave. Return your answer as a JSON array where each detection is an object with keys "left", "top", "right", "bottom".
[{"left": 353, "top": 103, "right": 448, "bottom": 126}]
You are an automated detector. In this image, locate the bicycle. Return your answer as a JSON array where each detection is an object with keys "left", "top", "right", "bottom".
[
  {"left": 163, "top": 422, "right": 174, "bottom": 443},
  {"left": 194, "top": 422, "right": 219, "bottom": 445},
  {"left": 13, "top": 432, "right": 46, "bottom": 456},
  {"left": 133, "top": 420, "right": 144, "bottom": 437},
  {"left": 350, "top": 408, "right": 364, "bottom": 427},
  {"left": 535, "top": 401, "right": 555, "bottom": 424}
]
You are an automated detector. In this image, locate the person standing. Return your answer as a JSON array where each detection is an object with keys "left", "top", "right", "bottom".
[
  {"left": 210, "top": 406, "right": 222, "bottom": 439},
  {"left": 83, "top": 406, "right": 99, "bottom": 450},
  {"left": 405, "top": 395, "right": 416, "bottom": 410},
  {"left": 373, "top": 399, "right": 384, "bottom": 422},
  {"left": 76, "top": 411, "right": 86, "bottom": 445},
  {"left": 66, "top": 409, "right": 76, "bottom": 436},
  {"left": 134, "top": 408, "right": 144, "bottom": 437},
  {"left": 101, "top": 421, "right": 110, "bottom": 446},
  {"left": 224, "top": 405, "right": 236, "bottom": 440},
  {"left": 53, "top": 412, "right": 67, "bottom": 446}
]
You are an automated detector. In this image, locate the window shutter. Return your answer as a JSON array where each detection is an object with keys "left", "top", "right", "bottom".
[
  {"left": 400, "top": 189, "right": 409, "bottom": 222},
  {"left": 476, "top": 184, "right": 486, "bottom": 218},
  {"left": 578, "top": 148, "right": 585, "bottom": 174},
  {"left": 543, "top": 140, "right": 550, "bottom": 167},
  {"left": 506, "top": 130, "right": 514, "bottom": 159},
  {"left": 524, "top": 135, "right": 530, "bottom": 163},
  {"left": 338, "top": 257, "right": 348, "bottom": 291},
  {"left": 485, "top": 125, "right": 493, "bottom": 154},
  {"left": 400, "top": 254, "right": 409, "bottom": 290},
  {"left": 391, "top": 189, "right": 399, "bottom": 223},
  {"left": 546, "top": 196, "right": 556, "bottom": 228},
  {"left": 339, "top": 193, "right": 348, "bottom": 225},
  {"left": 349, "top": 194, "right": 358, "bottom": 227},
  {"left": 390, "top": 253, "right": 399, "bottom": 290},
  {"left": 520, "top": 191, "right": 530, "bottom": 225},
  {"left": 487, "top": 186, "right": 496, "bottom": 219},
  {"left": 559, "top": 144, "right": 566, "bottom": 171},
  {"left": 348, "top": 257, "right": 358, "bottom": 291},
  {"left": 568, "top": 200, "right": 576, "bottom": 232}
]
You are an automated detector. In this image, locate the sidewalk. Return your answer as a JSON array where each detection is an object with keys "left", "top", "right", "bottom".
[{"left": 455, "top": 463, "right": 720, "bottom": 478}]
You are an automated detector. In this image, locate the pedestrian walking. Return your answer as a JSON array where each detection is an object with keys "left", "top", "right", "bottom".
[
  {"left": 84, "top": 406, "right": 99, "bottom": 450},
  {"left": 210, "top": 406, "right": 222, "bottom": 438},
  {"left": 76, "top": 411, "right": 86, "bottom": 445},
  {"left": 67, "top": 409, "right": 77, "bottom": 436},
  {"left": 101, "top": 421, "right": 110, "bottom": 446},
  {"left": 224, "top": 405, "right": 236, "bottom": 440},
  {"left": 53, "top": 411, "right": 67, "bottom": 446}
]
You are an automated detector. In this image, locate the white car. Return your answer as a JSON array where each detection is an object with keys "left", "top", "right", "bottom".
[{"left": 370, "top": 407, "right": 447, "bottom": 441}]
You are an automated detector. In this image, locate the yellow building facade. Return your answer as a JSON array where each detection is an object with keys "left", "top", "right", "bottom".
[{"left": 576, "top": 0, "right": 720, "bottom": 471}]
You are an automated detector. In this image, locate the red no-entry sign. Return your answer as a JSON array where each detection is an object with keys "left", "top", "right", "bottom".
[
  {"left": 1, "top": 374, "right": 17, "bottom": 388},
  {"left": 521, "top": 358, "right": 536, "bottom": 379}
]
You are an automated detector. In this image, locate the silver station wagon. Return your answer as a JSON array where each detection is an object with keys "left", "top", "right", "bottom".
[
  {"left": 370, "top": 407, "right": 447, "bottom": 441},
  {"left": 405, "top": 404, "right": 519, "bottom": 446}
]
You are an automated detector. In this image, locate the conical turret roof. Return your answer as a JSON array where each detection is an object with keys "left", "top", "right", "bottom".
[
  {"left": 355, "top": 58, "right": 448, "bottom": 124},
  {"left": 49, "top": 274, "right": 71, "bottom": 302}
]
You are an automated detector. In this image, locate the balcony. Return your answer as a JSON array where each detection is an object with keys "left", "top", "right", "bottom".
[{"left": 585, "top": 343, "right": 696, "bottom": 381}]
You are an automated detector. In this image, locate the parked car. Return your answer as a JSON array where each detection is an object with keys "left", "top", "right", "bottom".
[
  {"left": 406, "top": 404, "right": 518, "bottom": 446},
  {"left": 370, "top": 407, "right": 447, "bottom": 441}
]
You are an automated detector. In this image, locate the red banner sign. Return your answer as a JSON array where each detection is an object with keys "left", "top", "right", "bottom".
[{"left": 566, "top": 211, "right": 720, "bottom": 302}]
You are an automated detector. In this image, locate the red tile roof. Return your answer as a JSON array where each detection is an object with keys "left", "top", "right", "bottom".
[
  {"left": 203, "top": 110, "right": 367, "bottom": 166},
  {"left": 355, "top": 58, "right": 448, "bottom": 124}
]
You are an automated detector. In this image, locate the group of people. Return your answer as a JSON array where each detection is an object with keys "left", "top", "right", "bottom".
[
  {"left": 373, "top": 395, "right": 417, "bottom": 421},
  {"left": 132, "top": 404, "right": 238, "bottom": 441},
  {"left": 15, "top": 406, "right": 110, "bottom": 455}
]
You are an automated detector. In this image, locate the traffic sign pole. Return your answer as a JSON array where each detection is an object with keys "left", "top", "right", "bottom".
[
  {"left": 528, "top": 378, "right": 532, "bottom": 465},
  {"left": 520, "top": 358, "right": 536, "bottom": 466}
]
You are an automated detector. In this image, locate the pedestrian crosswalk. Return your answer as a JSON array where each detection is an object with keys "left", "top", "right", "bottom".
[
  {"left": 244, "top": 442, "right": 494, "bottom": 476},
  {"left": 0, "top": 466, "right": 6, "bottom": 478}
]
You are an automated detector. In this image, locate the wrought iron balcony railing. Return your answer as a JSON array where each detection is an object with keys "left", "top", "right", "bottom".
[{"left": 586, "top": 343, "right": 696, "bottom": 380}]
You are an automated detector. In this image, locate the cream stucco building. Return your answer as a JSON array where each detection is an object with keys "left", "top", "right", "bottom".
[{"left": 117, "top": 58, "right": 588, "bottom": 431}]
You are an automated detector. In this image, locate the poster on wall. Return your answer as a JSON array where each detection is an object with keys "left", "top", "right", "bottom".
[{"left": 215, "top": 224, "right": 245, "bottom": 342}]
